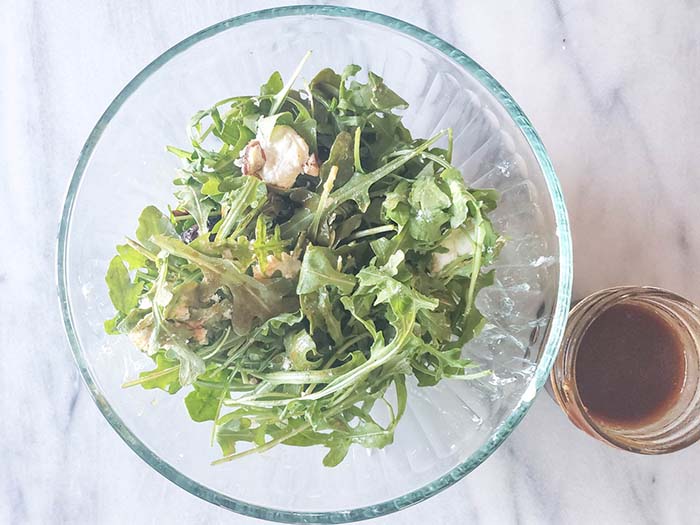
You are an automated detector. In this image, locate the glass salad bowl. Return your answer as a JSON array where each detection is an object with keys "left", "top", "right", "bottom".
[{"left": 57, "top": 6, "right": 572, "bottom": 523}]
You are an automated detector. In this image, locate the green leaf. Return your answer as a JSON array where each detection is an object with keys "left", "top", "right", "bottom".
[
  {"left": 261, "top": 351, "right": 367, "bottom": 385},
  {"left": 406, "top": 170, "right": 451, "bottom": 242},
  {"left": 470, "top": 188, "right": 500, "bottom": 212},
  {"left": 349, "top": 419, "right": 393, "bottom": 448},
  {"left": 166, "top": 145, "right": 193, "bottom": 159},
  {"left": 297, "top": 245, "right": 356, "bottom": 295},
  {"left": 333, "top": 214, "right": 363, "bottom": 244},
  {"left": 116, "top": 243, "right": 147, "bottom": 270},
  {"left": 365, "top": 112, "right": 410, "bottom": 166},
  {"left": 252, "top": 216, "right": 288, "bottom": 272},
  {"left": 260, "top": 71, "right": 283, "bottom": 96},
  {"left": 309, "top": 165, "right": 339, "bottom": 243},
  {"left": 135, "top": 206, "right": 177, "bottom": 252},
  {"left": 300, "top": 288, "right": 344, "bottom": 344},
  {"left": 456, "top": 270, "right": 495, "bottom": 344},
  {"left": 309, "top": 67, "right": 342, "bottom": 100},
  {"left": 337, "top": 65, "right": 367, "bottom": 112},
  {"left": 367, "top": 71, "right": 408, "bottom": 111},
  {"left": 320, "top": 131, "right": 354, "bottom": 185},
  {"left": 323, "top": 439, "right": 351, "bottom": 467},
  {"left": 185, "top": 386, "right": 220, "bottom": 422},
  {"left": 201, "top": 176, "right": 222, "bottom": 196},
  {"left": 417, "top": 309, "right": 452, "bottom": 343},
  {"left": 215, "top": 176, "right": 267, "bottom": 241},
  {"left": 279, "top": 207, "right": 313, "bottom": 239},
  {"left": 410, "top": 167, "right": 451, "bottom": 211},
  {"left": 175, "top": 185, "right": 215, "bottom": 233},
  {"left": 250, "top": 310, "right": 304, "bottom": 343},
  {"left": 166, "top": 342, "right": 206, "bottom": 386},
  {"left": 284, "top": 329, "right": 321, "bottom": 371},
  {"left": 383, "top": 181, "right": 410, "bottom": 228},
  {"left": 105, "top": 256, "right": 143, "bottom": 314},
  {"left": 441, "top": 168, "right": 470, "bottom": 228},
  {"left": 291, "top": 115, "right": 318, "bottom": 154},
  {"left": 103, "top": 314, "right": 121, "bottom": 335},
  {"left": 132, "top": 351, "right": 182, "bottom": 394},
  {"left": 214, "top": 411, "right": 253, "bottom": 456}
]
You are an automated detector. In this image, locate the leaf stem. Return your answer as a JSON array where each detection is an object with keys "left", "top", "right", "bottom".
[
  {"left": 309, "top": 165, "right": 338, "bottom": 241},
  {"left": 344, "top": 224, "right": 396, "bottom": 242},
  {"left": 269, "top": 50, "right": 312, "bottom": 116},
  {"left": 125, "top": 237, "right": 157, "bottom": 261},
  {"left": 121, "top": 366, "right": 179, "bottom": 389},
  {"left": 353, "top": 126, "right": 364, "bottom": 173}
]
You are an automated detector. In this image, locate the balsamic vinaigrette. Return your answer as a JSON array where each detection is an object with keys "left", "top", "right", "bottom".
[{"left": 574, "top": 302, "right": 686, "bottom": 428}]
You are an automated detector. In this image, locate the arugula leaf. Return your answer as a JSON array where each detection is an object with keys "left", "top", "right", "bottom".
[
  {"left": 440, "top": 167, "right": 470, "bottom": 228},
  {"left": 260, "top": 71, "right": 283, "bottom": 96},
  {"left": 122, "top": 351, "right": 182, "bottom": 393},
  {"left": 284, "top": 329, "right": 322, "bottom": 371},
  {"left": 135, "top": 206, "right": 177, "bottom": 252},
  {"left": 309, "top": 68, "right": 341, "bottom": 100},
  {"left": 116, "top": 243, "right": 147, "bottom": 270},
  {"left": 323, "top": 439, "right": 351, "bottom": 467},
  {"left": 367, "top": 71, "right": 408, "bottom": 111},
  {"left": 103, "top": 314, "right": 121, "bottom": 335},
  {"left": 328, "top": 129, "right": 447, "bottom": 213},
  {"left": 417, "top": 309, "right": 452, "bottom": 343},
  {"left": 152, "top": 235, "right": 298, "bottom": 335},
  {"left": 300, "top": 288, "right": 344, "bottom": 344},
  {"left": 320, "top": 131, "right": 354, "bottom": 184},
  {"left": 175, "top": 185, "right": 215, "bottom": 234},
  {"left": 297, "top": 245, "right": 355, "bottom": 295},
  {"left": 185, "top": 368, "right": 229, "bottom": 422},
  {"left": 470, "top": 188, "right": 500, "bottom": 212},
  {"left": 406, "top": 168, "right": 451, "bottom": 242},
  {"left": 105, "top": 256, "right": 143, "bottom": 314},
  {"left": 214, "top": 411, "right": 253, "bottom": 456},
  {"left": 166, "top": 341, "right": 206, "bottom": 387},
  {"left": 365, "top": 112, "right": 410, "bottom": 167},
  {"left": 215, "top": 176, "right": 267, "bottom": 241}
]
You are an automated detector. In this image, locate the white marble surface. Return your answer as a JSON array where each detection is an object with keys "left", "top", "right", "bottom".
[{"left": 2, "top": 0, "right": 700, "bottom": 523}]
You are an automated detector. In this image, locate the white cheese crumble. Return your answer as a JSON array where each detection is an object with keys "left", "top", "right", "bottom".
[
  {"left": 255, "top": 122, "right": 311, "bottom": 188},
  {"left": 431, "top": 226, "right": 478, "bottom": 273}
]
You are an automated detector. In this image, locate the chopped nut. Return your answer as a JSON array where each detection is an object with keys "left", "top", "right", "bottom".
[
  {"left": 303, "top": 153, "right": 320, "bottom": 176},
  {"left": 235, "top": 139, "right": 266, "bottom": 177},
  {"left": 184, "top": 320, "right": 208, "bottom": 344},
  {"left": 128, "top": 314, "right": 155, "bottom": 354},
  {"left": 253, "top": 252, "right": 302, "bottom": 280}
]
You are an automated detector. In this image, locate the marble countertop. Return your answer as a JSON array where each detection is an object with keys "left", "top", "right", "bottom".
[{"left": 3, "top": 1, "right": 700, "bottom": 523}]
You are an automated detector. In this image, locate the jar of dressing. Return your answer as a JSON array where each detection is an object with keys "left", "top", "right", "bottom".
[{"left": 549, "top": 286, "right": 700, "bottom": 454}]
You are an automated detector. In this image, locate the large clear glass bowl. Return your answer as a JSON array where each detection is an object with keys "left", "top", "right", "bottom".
[{"left": 57, "top": 6, "right": 572, "bottom": 523}]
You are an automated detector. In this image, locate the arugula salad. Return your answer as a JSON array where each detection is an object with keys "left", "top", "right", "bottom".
[{"left": 105, "top": 54, "right": 503, "bottom": 466}]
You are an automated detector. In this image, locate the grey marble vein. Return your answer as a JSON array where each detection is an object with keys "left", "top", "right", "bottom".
[{"left": 2, "top": 0, "right": 700, "bottom": 523}]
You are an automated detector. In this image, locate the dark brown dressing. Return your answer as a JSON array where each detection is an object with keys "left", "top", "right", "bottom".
[{"left": 575, "top": 302, "right": 686, "bottom": 428}]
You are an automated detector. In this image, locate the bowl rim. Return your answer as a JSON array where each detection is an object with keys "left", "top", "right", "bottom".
[{"left": 56, "top": 5, "right": 573, "bottom": 523}]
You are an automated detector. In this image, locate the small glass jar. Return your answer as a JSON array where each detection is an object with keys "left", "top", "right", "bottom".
[{"left": 549, "top": 286, "right": 700, "bottom": 454}]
